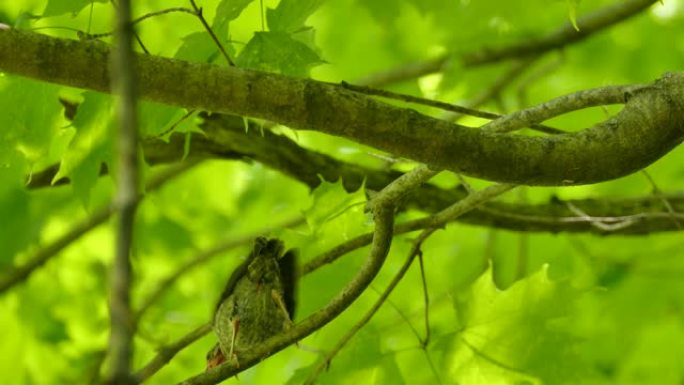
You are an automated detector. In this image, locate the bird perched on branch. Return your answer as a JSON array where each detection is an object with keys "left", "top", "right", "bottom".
[{"left": 206, "top": 237, "right": 297, "bottom": 370}]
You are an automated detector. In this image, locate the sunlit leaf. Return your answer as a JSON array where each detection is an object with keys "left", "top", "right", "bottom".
[
  {"left": 53, "top": 92, "right": 113, "bottom": 206},
  {"left": 0, "top": 178, "right": 31, "bottom": 267},
  {"left": 449, "top": 267, "right": 589, "bottom": 384},
  {"left": 0, "top": 76, "right": 62, "bottom": 167},
  {"left": 215, "top": 0, "right": 255, "bottom": 24},
  {"left": 18, "top": 288, "right": 69, "bottom": 344},
  {"left": 266, "top": 0, "right": 326, "bottom": 32},
  {"left": 236, "top": 31, "right": 324, "bottom": 76}
]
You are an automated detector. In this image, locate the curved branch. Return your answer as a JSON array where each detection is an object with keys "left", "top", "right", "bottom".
[
  {"left": 177, "top": 165, "right": 439, "bottom": 384},
  {"left": 134, "top": 322, "right": 213, "bottom": 383},
  {"left": 26, "top": 114, "right": 684, "bottom": 235},
  {"left": 1, "top": 30, "right": 682, "bottom": 185},
  {"left": 303, "top": 183, "right": 514, "bottom": 384},
  {"left": 178, "top": 204, "right": 395, "bottom": 385},
  {"left": 483, "top": 84, "right": 649, "bottom": 133}
]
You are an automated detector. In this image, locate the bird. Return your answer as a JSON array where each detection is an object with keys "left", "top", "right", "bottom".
[{"left": 206, "top": 237, "right": 297, "bottom": 370}]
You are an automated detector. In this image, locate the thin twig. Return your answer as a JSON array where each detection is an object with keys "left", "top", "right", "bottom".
[
  {"left": 565, "top": 201, "right": 637, "bottom": 231},
  {"left": 154, "top": 109, "right": 197, "bottom": 139},
  {"left": 461, "top": 337, "right": 531, "bottom": 377},
  {"left": 133, "top": 7, "right": 195, "bottom": 25},
  {"left": 339, "top": 82, "right": 564, "bottom": 135},
  {"left": 478, "top": 205, "right": 684, "bottom": 226},
  {"left": 302, "top": 191, "right": 521, "bottom": 276},
  {"left": 482, "top": 83, "right": 649, "bottom": 133},
  {"left": 109, "top": 0, "right": 149, "bottom": 54},
  {"left": 106, "top": 0, "right": 138, "bottom": 383},
  {"left": 303, "top": 235, "right": 428, "bottom": 384},
  {"left": 80, "top": 8, "right": 196, "bottom": 40},
  {"left": 516, "top": 188, "right": 529, "bottom": 281},
  {"left": 189, "top": 0, "right": 235, "bottom": 66},
  {"left": 417, "top": 251, "right": 430, "bottom": 348},
  {"left": 0, "top": 207, "right": 111, "bottom": 294},
  {"left": 134, "top": 322, "right": 213, "bottom": 383},
  {"left": 641, "top": 171, "right": 682, "bottom": 229},
  {"left": 441, "top": 56, "right": 540, "bottom": 122}
]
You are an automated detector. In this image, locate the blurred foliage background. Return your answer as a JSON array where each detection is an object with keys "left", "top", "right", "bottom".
[{"left": 1, "top": 0, "right": 684, "bottom": 384}]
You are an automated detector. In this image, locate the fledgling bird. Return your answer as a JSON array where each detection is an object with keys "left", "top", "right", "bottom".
[{"left": 206, "top": 237, "right": 297, "bottom": 370}]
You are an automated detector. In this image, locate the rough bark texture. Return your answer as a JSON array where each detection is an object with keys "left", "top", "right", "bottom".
[{"left": 1, "top": 29, "right": 683, "bottom": 185}]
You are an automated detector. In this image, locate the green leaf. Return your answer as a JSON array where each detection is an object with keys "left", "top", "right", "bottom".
[
  {"left": 138, "top": 101, "right": 190, "bottom": 138},
  {"left": 18, "top": 287, "right": 70, "bottom": 344},
  {"left": 53, "top": 92, "right": 113, "bottom": 206},
  {"left": 0, "top": 76, "right": 62, "bottom": 167},
  {"left": 215, "top": 0, "right": 256, "bottom": 24},
  {"left": 0, "top": 177, "right": 31, "bottom": 268},
  {"left": 174, "top": 22, "right": 234, "bottom": 64},
  {"left": 289, "top": 326, "right": 405, "bottom": 384},
  {"left": 236, "top": 31, "right": 324, "bottom": 77},
  {"left": 356, "top": 0, "right": 401, "bottom": 25},
  {"left": 565, "top": 0, "right": 581, "bottom": 31},
  {"left": 303, "top": 178, "right": 366, "bottom": 235},
  {"left": 449, "top": 267, "right": 589, "bottom": 384},
  {"left": 42, "top": 0, "right": 107, "bottom": 17},
  {"left": 174, "top": 31, "right": 221, "bottom": 63},
  {"left": 174, "top": 0, "right": 247, "bottom": 64},
  {"left": 266, "top": 0, "right": 326, "bottom": 32},
  {"left": 135, "top": 212, "right": 195, "bottom": 255}
]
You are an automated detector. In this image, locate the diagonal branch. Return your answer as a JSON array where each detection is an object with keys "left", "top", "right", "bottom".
[
  {"left": 356, "top": 0, "right": 659, "bottom": 86},
  {"left": 134, "top": 322, "right": 213, "bottom": 383},
  {"left": 482, "top": 83, "right": 650, "bottom": 133},
  {"left": 0, "top": 161, "right": 198, "bottom": 295}
]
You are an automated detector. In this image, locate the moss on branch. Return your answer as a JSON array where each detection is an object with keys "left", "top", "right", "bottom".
[{"left": 1, "top": 29, "right": 683, "bottom": 185}]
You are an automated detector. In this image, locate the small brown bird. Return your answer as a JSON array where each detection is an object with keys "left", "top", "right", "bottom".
[{"left": 206, "top": 237, "right": 297, "bottom": 370}]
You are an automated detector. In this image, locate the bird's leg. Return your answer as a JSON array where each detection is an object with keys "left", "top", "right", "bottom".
[
  {"left": 205, "top": 343, "right": 226, "bottom": 370},
  {"left": 229, "top": 318, "right": 240, "bottom": 367},
  {"left": 271, "top": 289, "right": 293, "bottom": 327},
  {"left": 271, "top": 289, "right": 299, "bottom": 349}
]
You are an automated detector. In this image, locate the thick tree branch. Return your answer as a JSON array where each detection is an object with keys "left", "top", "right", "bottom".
[
  {"left": 1, "top": 29, "right": 683, "bottom": 185},
  {"left": 25, "top": 113, "right": 684, "bottom": 235},
  {"left": 357, "top": 0, "right": 659, "bottom": 86}
]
